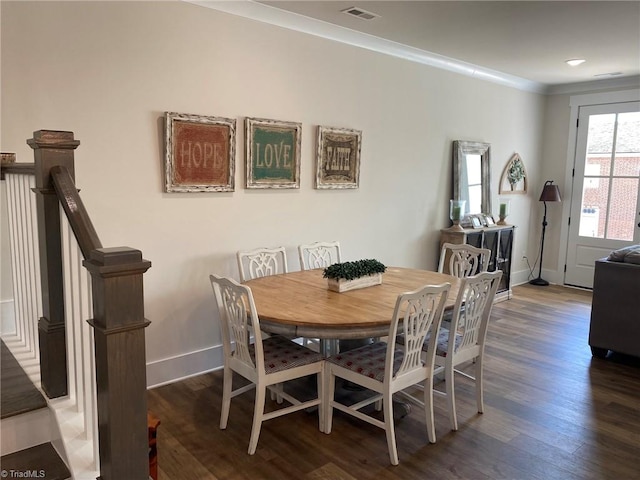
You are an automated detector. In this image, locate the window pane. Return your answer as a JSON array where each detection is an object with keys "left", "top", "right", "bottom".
[
  {"left": 615, "top": 111, "right": 640, "bottom": 153},
  {"left": 586, "top": 155, "right": 611, "bottom": 176},
  {"left": 579, "top": 178, "right": 609, "bottom": 238},
  {"left": 614, "top": 111, "right": 640, "bottom": 176},
  {"left": 606, "top": 178, "right": 639, "bottom": 241},
  {"left": 613, "top": 155, "right": 640, "bottom": 177},
  {"left": 587, "top": 114, "right": 615, "bottom": 157}
]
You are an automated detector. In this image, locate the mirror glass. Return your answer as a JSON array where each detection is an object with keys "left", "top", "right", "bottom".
[{"left": 453, "top": 141, "right": 491, "bottom": 215}]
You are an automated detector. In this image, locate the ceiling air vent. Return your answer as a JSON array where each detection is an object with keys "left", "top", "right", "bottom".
[
  {"left": 341, "top": 6, "right": 380, "bottom": 21},
  {"left": 594, "top": 72, "right": 623, "bottom": 77}
]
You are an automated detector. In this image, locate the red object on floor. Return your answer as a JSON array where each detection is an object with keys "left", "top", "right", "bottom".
[{"left": 148, "top": 412, "right": 160, "bottom": 480}]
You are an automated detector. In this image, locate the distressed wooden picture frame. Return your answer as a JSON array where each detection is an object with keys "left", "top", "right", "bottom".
[
  {"left": 245, "top": 117, "right": 301, "bottom": 189},
  {"left": 315, "top": 126, "right": 362, "bottom": 189},
  {"left": 164, "top": 112, "right": 235, "bottom": 193}
]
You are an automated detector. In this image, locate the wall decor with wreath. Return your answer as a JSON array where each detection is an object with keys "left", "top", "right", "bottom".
[{"left": 499, "top": 153, "right": 528, "bottom": 194}]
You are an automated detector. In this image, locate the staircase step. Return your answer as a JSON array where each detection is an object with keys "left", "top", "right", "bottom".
[
  {"left": 1, "top": 338, "right": 52, "bottom": 455},
  {"left": 0, "top": 443, "right": 70, "bottom": 480},
  {"left": 1, "top": 339, "right": 46, "bottom": 419}
]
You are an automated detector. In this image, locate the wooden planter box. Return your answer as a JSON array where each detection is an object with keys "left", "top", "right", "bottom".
[{"left": 327, "top": 273, "right": 382, "bottom": 293}]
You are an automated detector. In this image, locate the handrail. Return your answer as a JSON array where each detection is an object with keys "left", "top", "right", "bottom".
[{"left": 50, "top": 165, "right": 102, "bottom": 258}]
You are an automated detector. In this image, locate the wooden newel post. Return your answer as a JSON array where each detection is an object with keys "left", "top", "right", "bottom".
[
  {"left": 28, "top": 130, "right": 80, "bottom": 398},
  {"left": 84, "top": 247, "right": 152, "bottom": 480}
]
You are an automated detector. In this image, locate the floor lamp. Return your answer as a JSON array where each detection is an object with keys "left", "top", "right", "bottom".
[{"left": 530, "top": 180, "right": 562, "bottom": 286}]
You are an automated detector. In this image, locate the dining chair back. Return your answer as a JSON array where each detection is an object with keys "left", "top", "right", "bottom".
[
  {"left": 298, "top": 241, "right": 342, "bottom": 349},
  {"left": 210, "top": 274, "right": 324, "bottom": 455},
  {"left": 237, "top": 246, "right": 288, "bottom": 282},
  {"left": 298, "top": 241, "right": 342, "bottom": 270},
  {"left": 433, "top": 270, "right": 502, "bottom": 431},
  {"left": 324, "top": 282, "right": 451, "bottom": 465},
  {"left": 438, "top": 242, "right": 491, "bottom": 278}
]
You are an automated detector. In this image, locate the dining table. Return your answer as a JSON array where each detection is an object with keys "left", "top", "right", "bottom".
[{"left": 244, "top": 266, "right": 461, "bottom": 356}]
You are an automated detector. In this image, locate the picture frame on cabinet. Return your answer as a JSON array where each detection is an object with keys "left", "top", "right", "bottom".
[
  {"left": 471, "top": 215, "right": 483, "bottom": 228},
  {"left": 485, "top": 214, "right": 496, "bottom": 226},
  {"left": 245, "top": 117, "right": 301, "bottom": 189},
  {"left": 164, "top": 112, "right": 236, "bottom": 193}
]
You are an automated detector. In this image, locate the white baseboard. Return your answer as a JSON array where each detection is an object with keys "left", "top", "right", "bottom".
[
  {"left": 146, "top": 344, "right": 224, "bottom": 389},
  {"left": 1, "top": 299, "right": 16, "bottom": 336},
  {"left": 511, "top": 267, "right": 565, "bottom": 287}
]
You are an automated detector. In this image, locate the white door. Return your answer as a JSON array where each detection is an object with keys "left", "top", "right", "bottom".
[{"left": 565, "top": 102, "right": 640, "bottom": 288}]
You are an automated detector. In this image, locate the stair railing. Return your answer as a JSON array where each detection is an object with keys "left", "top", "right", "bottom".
[
  {"left": 2, "top": 130, "right": 152, "bottom": 480},
  {"left": 1, "top": 163, "right": 41, "bottom": 366}
]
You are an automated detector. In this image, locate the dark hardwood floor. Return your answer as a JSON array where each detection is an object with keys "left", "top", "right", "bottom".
[{"left": 147, "top": 284, "right": 640, "bottom": 480}]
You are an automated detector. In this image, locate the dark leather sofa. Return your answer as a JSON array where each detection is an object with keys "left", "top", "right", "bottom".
[{"left": 588, "top": 249, "right": 640, "bottom": 358}]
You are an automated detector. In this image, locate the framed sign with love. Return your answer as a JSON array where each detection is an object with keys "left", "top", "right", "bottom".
[{"left": 245, "top": 117, "right": 301, "bottom": 189}]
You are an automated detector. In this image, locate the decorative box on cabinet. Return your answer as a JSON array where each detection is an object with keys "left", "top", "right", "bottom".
[{"left": 440, "top": 225, "right": 514, "bottom": 302}]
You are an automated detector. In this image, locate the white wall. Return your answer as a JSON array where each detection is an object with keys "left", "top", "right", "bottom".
[{"left": 1, "top": 1, "right": 545, "bottom": 385}]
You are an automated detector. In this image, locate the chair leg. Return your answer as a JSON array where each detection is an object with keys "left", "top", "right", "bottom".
[
  {"left": 423, "top": 378, "right": 436, "bottom": 443},
  {"left": 445, "top": 365, "right": 458, "bottom": 431},
  {"left": 220, "top": 366, "right": 233, "bottom": 430},
  {"left": 248, "top": 385, "right": 266, "bottom": 455},
  {"left": 475, "top": 355, "right": 484, "bottom": 414},
  {"left": 274, "top": 383, "right": 284, "bottom": 404},
  {"left": 383, "top": 392, "right": 399, "bottom": 466},
  {"left": 324, "top": 366, "right": 335, "bottom": 434},
  {"left": 316, "top": 371, "right": 324, "bottom": 433}
]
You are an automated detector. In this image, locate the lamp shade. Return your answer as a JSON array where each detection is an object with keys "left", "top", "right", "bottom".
[{"left": 539, "top": 181, "right": 561, "bottom": 202}]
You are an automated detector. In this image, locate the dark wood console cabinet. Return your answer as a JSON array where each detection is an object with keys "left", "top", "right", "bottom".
[{"left": 440, "top": 225, "right": 515, "bottom": 302}]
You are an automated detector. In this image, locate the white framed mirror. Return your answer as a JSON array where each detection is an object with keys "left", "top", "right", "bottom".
[{"left": 453, "top": 140, "right": 491, "bottom": 215}]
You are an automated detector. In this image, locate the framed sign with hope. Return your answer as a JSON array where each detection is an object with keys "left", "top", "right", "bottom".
[{"left": 164, "top": 112, "right": 236, "bottom": 193}]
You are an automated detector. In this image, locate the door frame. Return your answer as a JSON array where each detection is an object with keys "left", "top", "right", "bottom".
[{"left": 557, "top": 89, "right": 640, "bottom": 288}]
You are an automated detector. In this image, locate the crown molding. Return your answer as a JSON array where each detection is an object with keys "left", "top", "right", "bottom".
[
  {"left": 547, "top": 75, "right": 640, "bottom": 96},
  {"left": 185, "top": 0, "right": 547, "bottom": 94}
]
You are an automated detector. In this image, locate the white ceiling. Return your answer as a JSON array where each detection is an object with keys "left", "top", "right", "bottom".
[{"left": 194, "top": 1, "right": 640, "bottom": 93}]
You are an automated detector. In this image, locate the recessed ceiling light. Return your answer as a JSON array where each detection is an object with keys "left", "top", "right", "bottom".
[{"left": 566, "top": 59, "right": 586, "bottom": 67}]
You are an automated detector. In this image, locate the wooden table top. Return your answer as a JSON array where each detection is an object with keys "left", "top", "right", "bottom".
[{"left": 244, "top": 267, "right": 460, "bottom": 339}]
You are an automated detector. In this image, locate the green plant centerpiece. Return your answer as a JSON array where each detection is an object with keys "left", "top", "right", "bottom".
[{"left": 323, "top": 259, "right": 386, "bottom": 292}]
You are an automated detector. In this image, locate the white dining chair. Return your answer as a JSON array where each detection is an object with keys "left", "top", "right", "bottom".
[
  {"left": 237, "top": 246, "right": 292, "bottom": 399},
  {"left": 398, "top": 271, "right": 501, "bottom": 431},
  {"left": 438, "top": 242, "right": 491, "bottom": 278},
  {"left": 237, "top": 246, "right": 288, "bottom": 282},
  {"left": 323, "top": 282, "right": 451, "bottom": 465},
  {"left": 210, "top": 274, "right": 324, "bottom": 455},
  {"left": 433, "top": 270, "right": 502, "bottom": 431},
  {"left": 298, "top": 241, "right": 342, "bottom": 270},
  {"left": 436, "top": 242, "right": 491, "bottom": 326}
]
